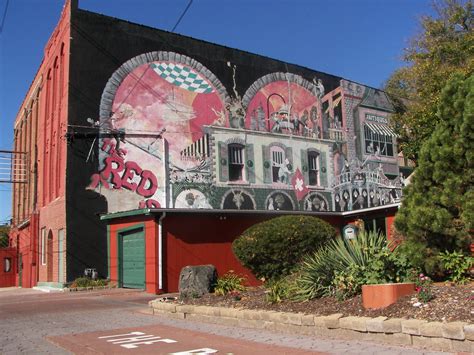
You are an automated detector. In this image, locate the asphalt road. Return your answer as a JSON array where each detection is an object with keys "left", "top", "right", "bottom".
[{"left": 0, "top": 287, "right": 449, "bottom": 354}]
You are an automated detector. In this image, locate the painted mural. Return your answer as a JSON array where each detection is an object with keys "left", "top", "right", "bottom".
[{"left": 91, "top": 51, "right": 403, "bottom": 214}]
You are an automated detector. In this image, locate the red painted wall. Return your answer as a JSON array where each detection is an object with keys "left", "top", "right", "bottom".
[
  {"left": 10, "top": 0, "right": 71, "bottom": 287},
  {"left": 107, "top": 211, "right": 400, "bottom": 294},
  {"left": 108, "top": 216, "right": 158, "bottom": 294},
  {"left": 163, "top": 214, "right": 267, "bottom": 292},
  {"left": 0, "top": 248, "right": 17, "bottom": 287}
]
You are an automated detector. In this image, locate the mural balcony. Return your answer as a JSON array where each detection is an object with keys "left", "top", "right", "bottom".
[{"left": 326, "top": 128, "right": 345, "bottom": 142}]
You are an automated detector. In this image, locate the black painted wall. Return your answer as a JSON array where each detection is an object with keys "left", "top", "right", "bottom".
[{"left": 65, "top": 6, "right": 343, "bottom": 281}]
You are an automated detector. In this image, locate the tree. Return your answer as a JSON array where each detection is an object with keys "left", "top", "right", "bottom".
[
  {"left": 395, "top": 73, "right": 473, "bottom": 275},
  {"left": 0, "top": 224, "right": 10, "bottom": 248},
  {"left": 385, "top": 0, "right": 473, "bottom": 163}
]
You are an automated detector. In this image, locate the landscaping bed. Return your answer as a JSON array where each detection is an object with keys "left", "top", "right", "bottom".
[{"left": 182, "top": 282, "right": 473, "bottom": 323}]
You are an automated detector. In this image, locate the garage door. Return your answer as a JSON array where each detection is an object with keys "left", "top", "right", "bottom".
[{"left": 119, "top": 228, "right": 145, "bottom": 289}]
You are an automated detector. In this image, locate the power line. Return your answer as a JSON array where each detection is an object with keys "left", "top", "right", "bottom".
[
  {"left": 171, "top": 0, "right": 193, "bottom": 32},
  {"left": 0, "top": 0, "right": 9, "bottom": 34}
]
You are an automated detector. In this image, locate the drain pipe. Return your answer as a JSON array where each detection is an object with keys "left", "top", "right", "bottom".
[{"left": 158, "top": 212, "right": 166, "bottom": 291}]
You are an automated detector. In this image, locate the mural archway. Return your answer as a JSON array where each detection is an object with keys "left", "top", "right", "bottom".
[
  {"left": 242, "top": 72, "right": 323, "bottom": 137},
  {"left": 220, "top": 189, "right": 256, "bottom": 210},
  {"left": 92, "top": 52, "right": 230, "bottom": 212},
  {"left": 265, "top": 191, "right": 295, "bottom": 211}
]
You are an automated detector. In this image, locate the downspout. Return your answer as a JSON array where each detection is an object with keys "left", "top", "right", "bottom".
[{"left": 158, "top": 212, "right": 166, "bottom": 291}]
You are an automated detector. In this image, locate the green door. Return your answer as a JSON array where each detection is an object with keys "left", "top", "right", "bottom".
[{"left": 119, "top": 228, "right": 145, "bottom": 289}]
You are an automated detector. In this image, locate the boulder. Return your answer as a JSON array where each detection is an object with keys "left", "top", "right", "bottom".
[{"left": 178, "top": 265, "right": 217, "bottom": 298}]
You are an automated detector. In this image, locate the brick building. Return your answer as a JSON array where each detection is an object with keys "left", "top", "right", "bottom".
[{"left": 7, "top": 0, "right": 404, "bottom": 291}]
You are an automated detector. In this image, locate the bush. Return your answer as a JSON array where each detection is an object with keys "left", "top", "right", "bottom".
[
  {"left": 232, "top": 216, "right": 337, "bottom": 280},
  {"left": 296, "top": 231, "right": 413, "bottom": 300},
  {"left": 214, "top": 271, "right": 246, "bottom": 296},
  {"left": 415, "top": 273, "right": 434, "bottom": 303},
  {"left": 264, "top": 275, "right": 299, "bottom": 303},
  {"left": 71, "top": 277, "right": 108, "bottom": 288},
  {"left": 439, "top": 250, "right": 473, "bottom": 284}
]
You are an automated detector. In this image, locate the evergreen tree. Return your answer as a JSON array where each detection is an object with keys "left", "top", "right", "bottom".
[
  {"left": 395, "top": 73, "right": 474, "bottom": 274},
  {"left": 385, "top": 0, "right": 473, "bottom": 163}
]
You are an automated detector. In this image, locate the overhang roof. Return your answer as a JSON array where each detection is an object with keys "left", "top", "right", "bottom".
[{"left": 100, "top": 203, "right": 401, "bottom": 221}]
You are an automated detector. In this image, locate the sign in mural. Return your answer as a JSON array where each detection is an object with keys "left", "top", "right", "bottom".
[{"left": 90, "top": 51, "right": 403, "bottom": 214}]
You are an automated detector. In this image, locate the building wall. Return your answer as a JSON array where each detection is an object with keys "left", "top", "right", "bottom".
[
  {"left": 9, "top": 0, "right": 72, "bottom": 286},
  {"left": 107, "top": 212, "right": 346, "bottom": 294},
  {"left": 11, "top": 0, "right": 404, "bottom": 286}
]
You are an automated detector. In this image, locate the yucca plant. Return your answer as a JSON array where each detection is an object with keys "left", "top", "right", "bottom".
[{"left": 295, "top": 231, "right": 411, "bottom": 300}]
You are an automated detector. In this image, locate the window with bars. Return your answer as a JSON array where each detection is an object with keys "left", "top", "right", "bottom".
[
  {"left": 364, "top": 125, "right": 394, "bottom": 157},
  {"left": 308, "top": 151, "right": 320, "bottom": 186},
  {"left": 228, "top": 144, "right": 245, "bottom": 181},
  {"left": 271, "top": 147, "right": 285, "bottom": 183}
]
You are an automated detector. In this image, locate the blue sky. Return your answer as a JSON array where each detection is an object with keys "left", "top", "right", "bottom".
[{"left": 0, "top": 0, "right": 433, "bottom": 224}]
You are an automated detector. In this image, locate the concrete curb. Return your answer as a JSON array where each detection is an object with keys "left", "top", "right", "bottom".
[{"left": 149, "top": 300, "right": 473, "bottom": 353}]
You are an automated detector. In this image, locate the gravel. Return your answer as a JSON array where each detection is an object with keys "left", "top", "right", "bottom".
[{"left": 184, "top": 283, "right": 473, "bottom": 323}]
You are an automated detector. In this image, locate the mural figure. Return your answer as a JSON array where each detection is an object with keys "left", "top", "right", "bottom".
[
  {"left": 313, "top": 78, "right": 325, "bottom": 99},
  {"left": 174, "top": 189, "right": 212, "bottom": 209},
  {"left": 266, "top": 192, "right": 293, "bottom": 211},
  {"left": 304, "top": 193, "right": 328, "bottom": 212},
  {"left": 221, "top": 190, "right": 255, "bottom": 210},
  {"left": 277, "top": 158, "right": 292, "bottom": 184}
]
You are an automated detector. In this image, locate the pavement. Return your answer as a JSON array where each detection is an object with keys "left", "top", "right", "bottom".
[{"left": 0, "top": 287, "right": 452, "bottom": 354}]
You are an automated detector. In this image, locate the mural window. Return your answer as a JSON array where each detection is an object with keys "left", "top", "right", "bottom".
[
  {"left": 4, "top": 258, "right": 11, "bottom": 273},
  {"left": 308, "top": 151, "right": 320, "bottom": 186},
  {"left": 364, "top": 124, "right": 394, "bottom": 157},
  {"left": 41, "top": 227, "right": 46, "bottom": 265},
  {"left": 228, "top": 144, "right": 245, "bottom": 181},
  {"left": 271, "top": 146, "right": 285, "bottom": 183}
]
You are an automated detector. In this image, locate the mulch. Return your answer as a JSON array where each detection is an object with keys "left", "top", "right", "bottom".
[{"left": 182, "top": 283, "right": 473, "bottom": 323}]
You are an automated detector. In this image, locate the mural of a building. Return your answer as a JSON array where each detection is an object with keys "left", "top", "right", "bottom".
[{"left": 7, "top": 0, "right": 405, "bottom": 290}]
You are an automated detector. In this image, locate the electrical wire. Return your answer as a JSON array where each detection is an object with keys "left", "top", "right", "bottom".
[
  {"left": 171, "top": 0, "right": 193, "bottom": 32},
  {"left": 0, "top": 0, "right": 9, "bottom": 33}
]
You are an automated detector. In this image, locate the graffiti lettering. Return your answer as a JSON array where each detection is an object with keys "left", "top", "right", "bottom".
[
  {"left": 139, "top": 199, "right": 161, "bottom": 209},
  {"left": 98, "top": 154, "right": 158, "bottom": 197},
  {"left": 89, "top": 139, "right": 159, "bottom": 203}
]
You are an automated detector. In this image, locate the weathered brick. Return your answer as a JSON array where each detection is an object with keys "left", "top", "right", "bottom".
[
  {"left": 412, "top": 335, "right": 453, "bottom": 352},
  {"left": 323, "top": 313, "right": 343, "bottom": 329},
  {"left": 193, "top": 305, "right": 220, "bottom": 317},
  {"left": 442, "top": 321, "right": 466, "bottom": 340},
  {"left": 219, "top": 307, "right": 240, "bottom": 318},
  {"left": 382, "top": 318, "right": 403, "bottom": 333},
  {"left": 150, "top": 301, "right": 176, "bottom": 313},
  {"left": 402, "top": 319, "right": 427, "bottom": 335},
  {"left": 301, "top": 314, "right": 315, "bottom": 326},
  {"left": 175, "top": 305, "right": 194, "bottom": 314},
  {"left": 339, "top": 316, "right": 369, "bottom": 332},
  {"left": 452, "top": 339, "right": 474, "bottom": 353},
  {"left": 419, "top": 321, "right": 443, "bottom": 337},
  {"left": 464, "top": 324, "right": 474, "bottom": 341},
  {"left": 287, "top": 312, "right": 303, "bottom": 326},
  {"left": 366, "top": 316, "right": 387, "bottom": 333}
]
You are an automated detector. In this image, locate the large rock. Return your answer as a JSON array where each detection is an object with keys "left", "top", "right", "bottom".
[{"left": 178, "top": 265, "right": 217, "bottom": 298}]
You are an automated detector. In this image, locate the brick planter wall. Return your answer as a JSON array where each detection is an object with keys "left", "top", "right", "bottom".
[{"left": 149, "top": 301, "right": 473, "bottom": 353}]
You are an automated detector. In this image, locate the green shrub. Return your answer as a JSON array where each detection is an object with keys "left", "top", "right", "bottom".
[
  {"left": 214, "top": 271, "right": 246, "bottom": 296},
  {"left": 93, "top": 279, "right": 107, "bottom": 287},
  {"left": 296, "top": 231, "right": 413, "bottom": 300},
  {"left": 71, "top": 277, "right": 107, "bottom": 288},
  {"left": 439, "top": 250, "right": 473, "bottom": 284},
  {"left": 264, "top": 275, "right": 299, "bottom": 303},
  {"left": 232, "top": 216, "right": 337, "bottom": 280},
  {"left": 73, "top": 277, "right": 92, "bottom": 288}
]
